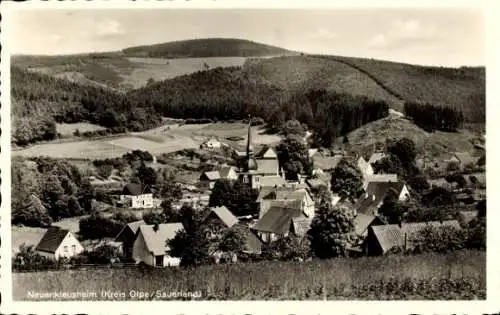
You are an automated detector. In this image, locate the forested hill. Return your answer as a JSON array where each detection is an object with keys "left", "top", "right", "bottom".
[
  {"left": 11, "top": 66, "right": 161, "bottom": 145},
  {"left": 121, "top": 38, "right": 297, "bottom": 58}
]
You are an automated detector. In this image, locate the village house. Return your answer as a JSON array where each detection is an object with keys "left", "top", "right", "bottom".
[
  {"left": 368, "top": 152, "right": 387, "bottom": 165},
  {"left": 363, "top": 220, "right": 461, "bottom": 256},
  {"left": 353, "top": 181, "right": 410, "bottom": 216},
  {"left": 257, "top": 187, "right": 315, "bottom": 219},
  {"left": 35, "top": 227, "right": 84, "bottom": 260},
  {"left": 357, "top": 156, "right": 374, "bottom": 180},
  {"left": 203, "top": 205, "right": 239, "bottom": 229},
  {"left": 199, "top": 171, "right": 221, "bottom": 189},
  {"left": 251, "top": 201, "right": 313, "bottom": 243},
  {"left": 363, "top": 174, "right": 398, "bottom": 189},
  {"left": 447, "top": 152, "right": 479, "bottom": 170},
  {"left": 120, "top": 183, "right": 154, "bottom": 209},
  {"left": 201, "top": 137, "right": 222, "bottom": 150},
  {"left": 132, "top": 223, "right": 184, "bottom": 267},
  {"left": 219, "top": 165, "right": 239, "bottom": 181},
  {"left": 115, "top": 220, "right": 145, "bottom": 259}
]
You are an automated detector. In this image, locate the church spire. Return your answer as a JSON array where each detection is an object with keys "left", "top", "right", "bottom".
[{"left": 246, "top": 115, "right": 253, "bottom": 157}]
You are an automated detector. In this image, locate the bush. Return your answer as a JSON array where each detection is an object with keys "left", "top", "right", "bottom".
[
  {"left": 12, "top": 245, "right": 60, "bottom": 271},
  {"left": 74, "top": 244, "right": 124, "bottom": 265},
  {"left": 409, "top": 225, "right": 468, "bottom": 254}
]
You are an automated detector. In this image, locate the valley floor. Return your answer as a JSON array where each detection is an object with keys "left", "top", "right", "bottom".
[{"left": 13, "top": 250, "right": 485, "bottom": 301}]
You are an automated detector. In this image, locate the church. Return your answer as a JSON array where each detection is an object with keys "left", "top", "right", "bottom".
[{"left": 237, "top": 118, "right": 284, "bottom": 189}]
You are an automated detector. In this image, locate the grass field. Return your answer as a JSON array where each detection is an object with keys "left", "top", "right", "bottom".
[
  {"left": 13, "top": 250, "right": 485, "bottom": 300},
  {"left": 13, "top": 122, "right": 279, "bottom": 159},
  {"left": 342, "top": 115, "right": 483, "bottom": 158},
  {"left": 56, "top": 123, "right": 107, "bottom": 137}
]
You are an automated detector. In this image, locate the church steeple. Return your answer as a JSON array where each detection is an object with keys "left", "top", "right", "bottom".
[{"left": 244, "top": 115, "right": 257, "bottom": 172}]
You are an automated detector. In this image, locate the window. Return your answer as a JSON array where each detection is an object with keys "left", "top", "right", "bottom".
[
  {"left": 72, "top": 245, "right": 76, "bottom": 252},
  {"left": 64, "top": 246, "right": 68, "bottom": 253}
]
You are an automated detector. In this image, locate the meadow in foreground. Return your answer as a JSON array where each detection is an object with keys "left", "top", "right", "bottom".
[{"left": 13, "top": 250, "right": 485, "bottom": 300}]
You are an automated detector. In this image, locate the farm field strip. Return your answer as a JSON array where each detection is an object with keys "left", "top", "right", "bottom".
[{"left": 12, "top": 250, "right": 485, "bottom": 300}]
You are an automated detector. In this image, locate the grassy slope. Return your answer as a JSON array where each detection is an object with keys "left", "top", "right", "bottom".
[
  {"left": 13, "top": 250, "right": 485, "bottom": 300},
  {"left": 341, "top": 113, "right": 484, "bottom": 158}
]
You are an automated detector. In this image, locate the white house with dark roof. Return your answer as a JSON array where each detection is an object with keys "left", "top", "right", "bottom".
[
  {"left": 132, "top": 223, "right": 184, "bottom": 267},
  {"left": 35, "top": 227, "right": 84, "bottom": 260},
  {"left": 120, "top": 183, "right": 153, "bottom": 209},
  {"left": 201, "top": 137, "right": 222, "bottom": 150},
  {"left": 199, "top": 171, "right": 221, "bottom": 189},
  {"left": 354, "top": 181, "right": 410, "bottom": 216}
]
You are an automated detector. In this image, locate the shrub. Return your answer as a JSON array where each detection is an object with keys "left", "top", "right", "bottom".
[
  {"left": 74, "top": 245, "right": 124, "bottom": 265},
  {"left": 12, "top": 244, "right": 60, "bottom": 271},
  {"left": 409, "top": 225, "right": 468, "bottom": 254}
]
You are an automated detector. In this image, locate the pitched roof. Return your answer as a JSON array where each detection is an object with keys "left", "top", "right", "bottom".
[
  {"left": 355, "top": 181, "right": 407, "bottom": 215},
  {"left": 370, "top": 220, "right": 461, "bottom": 253},
  {"left": 306, "top": 178, "right": 327, "bottom": 188},
  {"left": 368, "top": 153, "right": 387, "bottom": 164},
  {"left": 115, "top": 220, "right": 145, "bottom": 241},
  {"left": 219, "top": 166, "right": 236, "bottom": 179},
  {"left": 252, "top": 206, "right": 296, "bottom": 234},
  {"left": 35, "top": 227, "right": 70, "bottom": 253},
  {"left": 255, "top": 146, "right": 278, "bottom": 159},
  {"left": 206, "top": 206, "right": 238, "bottom": 228},
  {"left": 257, "top": 175, "right": 287, "bottom": 188},
  {"left": 122, "top": 183, "right": 151, "bottom": 196},
  {"left": 365, "top": 174, "right": 398, "bottom": 183},
  {"left": 234, "top": 223, "right": 263, "bottom": 253},
  {"left": 459, "top": 210, "right": 479, "bottom": 224},
  {"left": 354, "top": 213, "right": 378, "bottom": 236},
  {"left": 201, "top": 171, "right": 221, "bottom": 181},
  {"left": 291, "top": 217, "right": 312, "bottom": 236},
  {"left": 255, "top": 159, "right": 279, "bottom": 175},
  {"left": 138, "top": 223, "right": 184, "bottom": 256},
  {"left": 454, "top": 152, "right": 478, "bottom": 166},
  {"left": 308, "top": 149, "right": 319, "bottom": 158},
  {"left": 313, "top": 155, "right": 343, "bottom": 170}
]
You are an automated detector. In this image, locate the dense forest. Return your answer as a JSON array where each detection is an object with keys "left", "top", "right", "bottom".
[
  {"left": 11, "top": 66, "right": 162, "bottom": 145},
  {"left": 404, "top": 101, "right": 465, "bottom": 132},
  {"left": 122, "top": 38, "right": 295, "bottom": 58}
]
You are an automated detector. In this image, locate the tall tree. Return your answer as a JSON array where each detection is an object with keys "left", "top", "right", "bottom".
[
  {"left": 276, "top": 135, "right": 312, "bottom": 180},
  {"left": 330, "top": 160, "right": 364, "bottom": 200},
  {"left": 307, "top": 203, "right": 356, "bottom": 258}
]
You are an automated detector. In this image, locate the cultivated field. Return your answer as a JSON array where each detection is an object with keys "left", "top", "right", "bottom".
[
  {"left": 13, "top": 123, "right": 279, "bottom": 159},
  {"left": 13, "top": 250, "right": 485, "bottom": 300},
  {"left": 56, "top": 123, "right": 107, "bottom": 137},
  {"left": 122, "top": 57, "right": 247, "bottom": 89}
]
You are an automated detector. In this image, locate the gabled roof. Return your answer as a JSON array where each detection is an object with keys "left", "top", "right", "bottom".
[
  {"left": 219, "top": 166, "right": 236, "bottom": 179},
  {"left": 354, "top": 181, "right": 407, "bottom": 215},
  {"left": 233, "top": 223, "right": 263, "bottom": 253},
  {"left": 306, "top": 178, "right": 327, "bottom": 189},
  {"left": 354, "top": 214, "right": 378, "bottom": 236},
  {"left": 255, "top": 146, "right": 278, "bottom": 159},
  {"left": 368, "top": 153, "right": 387, "bottom": 164},
  {"left": 459, "top": 210, "right": 479, "bottom": 224},
  {"left": 291, "top": 217, "right": 313, "bottom": 236},
  {"left": 115, "top": 220, "right": 145, "bottom": 240},
  {"left": 205, "top": 137, "right": 220, "bottom": 143},
  {"left": 370, "top": 220, "right": 461, "bottom": 253},
  {"left": 308, "top": 149, "right": 319, "bottom": 158},
  {"left": 258, "top": 186, "right": 295, "bottom": 200},
  {"left": 313, "top": 155, "right": 343, "bottom": 171},
  {"left": 257, "top": 175, "right": 287, "bottom": 188},
  {"left": 35, "top": 227, "right": 71, "bottom": 254},
  {"left": 454, "top": 152, "right": 478, "bottom": 165},
  {"left": 365, "top": 174, "right": 398, "bottom": 184},
  {"left": 255, "top": 159, "right": 279, "bottom": 175},
  {"left": 201, "top": 171, "right": 221, "bottom": 181},
  {"left": 122, "top": 183, "right": 151, "bottom": 196},
  {"left": 138, "top": 223, "right": 184, "bottom": 256},
  {"left": 252, "top": 206, "right": 297, "bottom": 234},
  {"left": 205, "top": 206, "right": 238, "bottom": 228}
]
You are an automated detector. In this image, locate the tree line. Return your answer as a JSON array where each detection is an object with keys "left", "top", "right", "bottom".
[{"left": 404, "top": 101, "right": 464, "bottom": 132}]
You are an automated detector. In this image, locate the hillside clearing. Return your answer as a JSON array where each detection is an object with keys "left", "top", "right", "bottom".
[
  {"left": 56, "top": 123, "right": 107, "bottom": 137},
  {"left": 13, "top": 250, "right": 485, "bottom": 300}
]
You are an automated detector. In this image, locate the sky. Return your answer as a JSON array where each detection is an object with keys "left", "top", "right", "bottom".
[{"left": 8, "top": 8, "right": 486, "bottom": 67}]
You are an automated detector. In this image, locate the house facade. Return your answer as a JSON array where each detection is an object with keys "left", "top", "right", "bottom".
[
  {"left": 115, "top": 220, "right": 145, "bottom": 259},
  {"left": 132, "top": 223, "right": 184, "bottom": 267},
  {"left": 202, "top": 137, "right": 222, "bottom": 149},
  {"left": 35, "top": 228, "right": 84, "bottom": 260},
  {"left": 120, "top": 183, "right": 154, "bottom": 209},
  {"left": 354, "top": 181, "right": 410, "bottom": 216}
]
